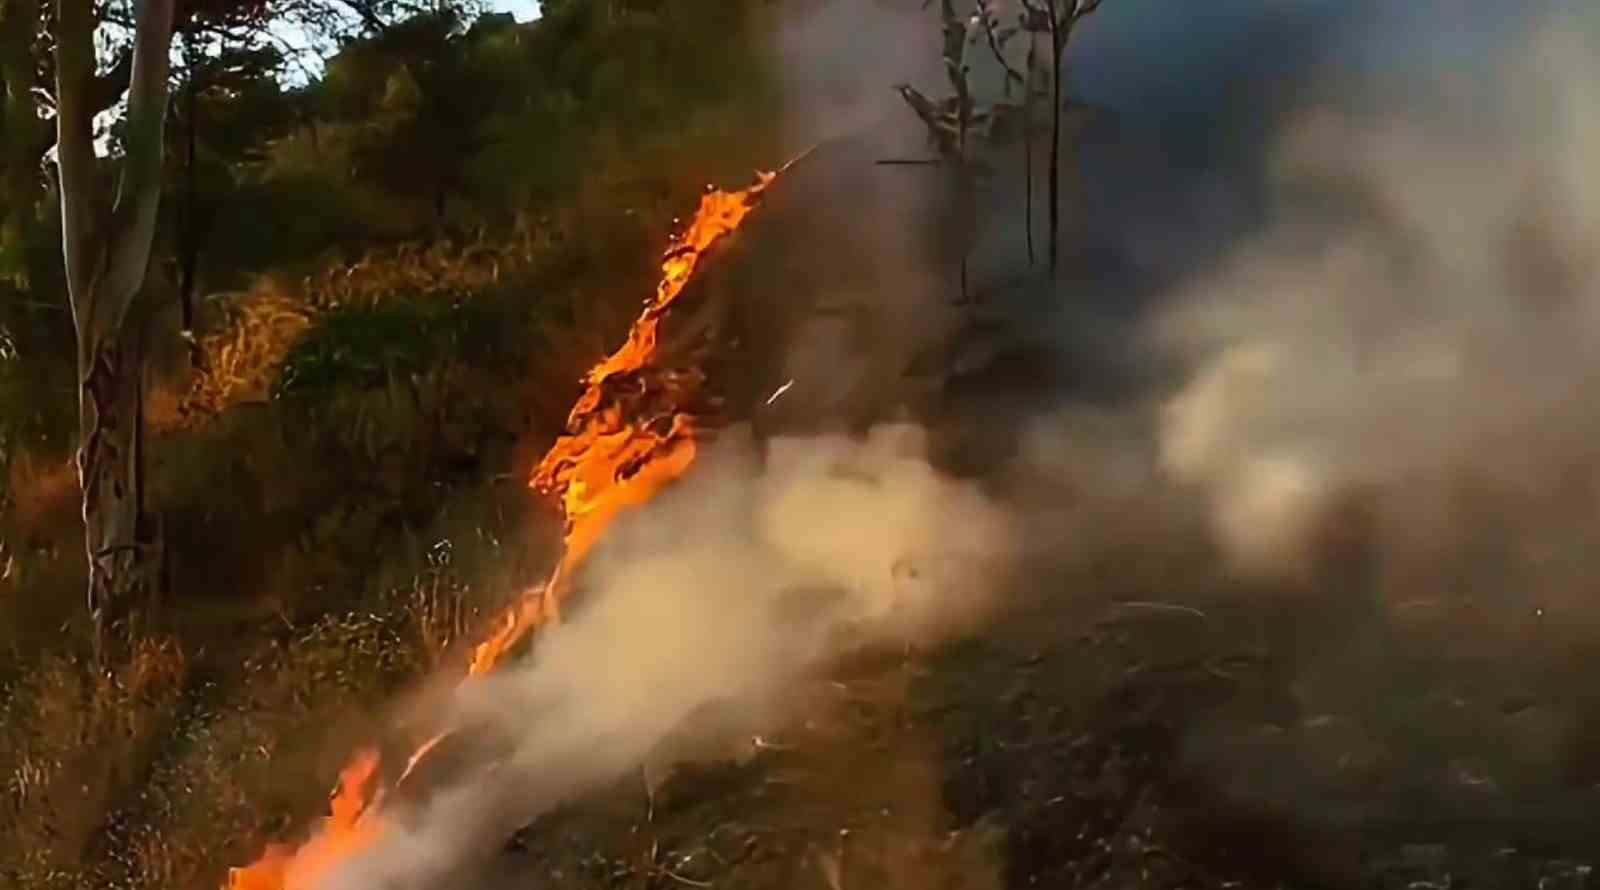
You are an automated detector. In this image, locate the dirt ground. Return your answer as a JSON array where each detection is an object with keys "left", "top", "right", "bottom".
[{"left": 478, "top": 573, "right": 1599, "bottom": 890}]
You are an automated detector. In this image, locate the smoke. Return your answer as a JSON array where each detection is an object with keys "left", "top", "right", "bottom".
[
  {"left": 319, "top": 423, "right": 1015, "bottom": 890},
  {"left": 1149, "top": 14, "right": 1600, "bottom": 610},
  {"left": 771, "top": 0, "right": 940, "bottom": 149},
  {"left": 758, "top": 0, "right": 1007, "bottom": 432},
  {"left": 314, "top": 4, "right": 1600, "bottom": 883}
]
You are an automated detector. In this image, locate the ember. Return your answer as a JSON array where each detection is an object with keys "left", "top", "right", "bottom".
[{"left": 227, "top": 165, "right": 788, "bottom": 890}]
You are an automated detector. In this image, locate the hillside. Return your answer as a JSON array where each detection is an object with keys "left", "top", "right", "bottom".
[{"left": 5, "top": 2, "right": 1600, "bottom": 889}]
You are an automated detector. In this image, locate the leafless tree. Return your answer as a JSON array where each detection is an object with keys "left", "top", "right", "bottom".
[
  {"left": 975, "top": 0, "right": 1035, "bottom": 264},
  {"left": 896, "top": 0, "right": 1001, "bottom": 303},
  {"left": 1018, "top": 0, "right": 1104, "bottom": 273},
  {"left": 54, "top": 0, "right": 176, "bottom": 661}
]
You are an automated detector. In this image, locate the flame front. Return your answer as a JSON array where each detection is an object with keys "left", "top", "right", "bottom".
[
  {"left": 469, "top": 169, "right": 778, "bottom": 675},
  {"left": 229, "top": 750, "right": 383, "bottom": 890},
  {"left": 227, "top": 168, "right": 780, "bottom": 890}
]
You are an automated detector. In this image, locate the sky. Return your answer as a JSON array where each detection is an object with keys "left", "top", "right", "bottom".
[
  {"left": 488, "top": 0, "right": 540, "bottom": 21},
  {"left": 255, "top": 0, "right": 539, "bottom": 85}
]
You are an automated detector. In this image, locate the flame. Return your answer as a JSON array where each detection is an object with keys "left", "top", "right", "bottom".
[
  {"left": 467, "top": 169, "right": 778, "bottom": 676},
  {"left": 226, "top": 166, "right": 784, "bottom": 890},
  {"left": 228, "top": 750, "right": 383, "bottom": 890}
]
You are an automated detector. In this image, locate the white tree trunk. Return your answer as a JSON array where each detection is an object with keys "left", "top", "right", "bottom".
[{"left": 54, "top": 0, "right": 174, "bottom": 658}]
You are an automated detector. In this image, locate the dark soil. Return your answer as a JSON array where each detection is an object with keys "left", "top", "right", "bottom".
[{"left": 487, "top": 581, "right": 1600, "bottom": 890}]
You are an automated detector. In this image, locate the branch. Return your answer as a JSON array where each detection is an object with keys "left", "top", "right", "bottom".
[
  {"left": 54, "top": 0, "right": 100, "bottom": 316},
  {"left": 336, "top": 0, "right": 390, "bottom": 34},
  {"left": 92, "top": 48, "right": 134, "bottom": 114},
  {"left": 1016, "top": 0, "right": 1050, "bottom": 31},
  {"left": 977, "top": 1, "right": 1024, "bottom": 92},
  {"left": 25, "top": 48, "right": 133, "bottom": 165},
  {"left": 99, "top": 0, "right": 177, "bottom": 325}
]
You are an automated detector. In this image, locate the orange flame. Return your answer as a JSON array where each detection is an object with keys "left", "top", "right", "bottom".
[
  {"left": 226, "top": 167, "right": 782, "bottom": 890},
  {"left": 467, "top": 169, "right": 778, "bottom": 676},
  {"left": 228, "top": 749, "right": 383, "bottom": 890}
]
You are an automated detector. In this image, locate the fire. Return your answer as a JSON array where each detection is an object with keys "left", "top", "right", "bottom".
[
  {"left": 468, "top": 170, "right": 778, "bottom": 675},
  {"left": 227, "top": 166, "right": 784, "bottom": 890},
  {"left": 228, "top": 750, "right": 384, "bottom": 890}
]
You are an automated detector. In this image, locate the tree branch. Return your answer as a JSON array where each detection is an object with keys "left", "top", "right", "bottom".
[
  {"left": 54, "top": 0, "right": 99, "bottom": 317},
  {"left": 24, "top": 47, "right": 133, "bottom": 163},
  {"left": 98, "top": 0, "right": 176, "bottom": 324},
  {"left": 91, "top": 47, "right": 133, "bottom": 113},
  {"left": 336, "top": 0, "right": 390, "bottom": 35},
  {"left": 976, "top": 1, "right": 1024, "bottom": 93}
]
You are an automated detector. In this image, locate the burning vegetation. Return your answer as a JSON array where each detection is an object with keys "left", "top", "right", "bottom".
[
  {"left": 13, "top": 2, "right": 1600, "bottom": 889},
  {"left": 470, "top": 169, "right": 781, "bottom": 677},
  {"left": 226, "top": 168, "right": 784, "bottom": 890}
]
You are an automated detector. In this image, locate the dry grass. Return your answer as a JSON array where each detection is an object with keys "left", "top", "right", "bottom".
[
  {"left": 179, "top": 290, "right": 316, "bottom": 422},
  {"left": 0, "top": 638, "right": 188, "bottom": 889},
  {"left": 0, "top": 157, "right": 764, "bottom": 890},
  {"left": 0, "top": 605, "right": 435, "bottom": 890},
  {"left": 176, "top": 229, "right": 559, "bottom": 426}
]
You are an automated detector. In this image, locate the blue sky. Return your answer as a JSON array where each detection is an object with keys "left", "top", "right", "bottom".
[{"left": 487, "top": 0, "right": 541, "bottom": 21}]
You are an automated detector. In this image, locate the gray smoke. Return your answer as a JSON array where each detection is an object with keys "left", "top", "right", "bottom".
[
  {"left": 1152, "top": 16, "right": 1600, "bottom": 602},
  {"left": 319, "top": 425, "right": 1015, "bottom": 890},
  {"left": 314, "top": 4, "right": 1600, "bottom": 885}
]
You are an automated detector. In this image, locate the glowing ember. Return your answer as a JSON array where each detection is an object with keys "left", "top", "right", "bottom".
[
  {"left": 765, "top": 379, "right": 795, "bottom": 405},
  {"left": 227, "top": 165, "right": 786, "bottom": 890}
]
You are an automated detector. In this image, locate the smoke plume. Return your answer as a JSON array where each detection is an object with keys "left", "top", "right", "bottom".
[
  {"left": 314, "top": 4, "right": 1600, "bottom": 883},
  {"left": 320, "top": 424, "right": 1015, "bottom": 890},
  {"left": 1149, "top": 15, "right": 1600, "bottom": 611}
]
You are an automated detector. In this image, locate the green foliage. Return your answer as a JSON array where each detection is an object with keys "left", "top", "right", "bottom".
[
  {"left": 272, "top": 292, "right": 527, "bottom": 396},
  {"left": 0, "top": 298, "right": 76, "bottom": 466},
  {"left": 0, "top": 0, "right": 786, "bottom": 883}
]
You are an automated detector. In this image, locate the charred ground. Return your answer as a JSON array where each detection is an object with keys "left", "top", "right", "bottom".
[{"left": 481, "top": 575, "right": 1600, "bottom": 890}]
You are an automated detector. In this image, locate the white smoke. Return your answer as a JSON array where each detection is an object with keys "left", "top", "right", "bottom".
[
  {"left": 319, "top": 424, "right": 1015, "bottom": 890},
  {"left": 1152, "top": 15, "right": 1600, "bottom": 595}
]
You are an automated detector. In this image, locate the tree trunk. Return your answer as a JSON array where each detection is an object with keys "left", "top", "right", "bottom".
[
  {"left": 55, "top": 0, "right": 176, "bottom": 661},
  {"left": 1023, "top": 34, "right": 1036, "bottom": 267},
  {"left": 1047, "top": 18, "right": 1062, "bottom": 274},
  {"left": 179, "top": 27, "right": 202, "bottom": 368},
  {"left": 78, "top": 317, "right": 155, "bottom": 656}
]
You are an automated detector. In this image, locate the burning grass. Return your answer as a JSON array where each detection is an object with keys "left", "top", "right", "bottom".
[
  {"left": 225, "top": 166, "right": 788, "bottom": 890},
  {"left": 471, "top": 169, "right": 781, "bottom": 675}
]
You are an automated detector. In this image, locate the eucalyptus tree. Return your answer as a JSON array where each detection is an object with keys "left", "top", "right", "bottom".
[{"left": 51, "top": 0, "right": 178, "bottom": 659}]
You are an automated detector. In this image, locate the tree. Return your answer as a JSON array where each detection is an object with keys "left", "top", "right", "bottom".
[
  {"left": 0, "top": 0, "right": 134, "bottom": 286},
  {"left": 0, "top": 0, "right": 46, "bottom": 283},
  {"left": 334, "top": 9, "right": 510, "bottom": 229},
  {"left": 1017, "top": 0, "right": 1105, "bottom": 273},
  {"left": 896, "top": 0, "right": 998, "bottom": 303},
  {"left": 974, "top": 0, "right": 1033, "bottom": 263},
  {"left": 53, "top": 0, "right": 177, "bottom": 660}
]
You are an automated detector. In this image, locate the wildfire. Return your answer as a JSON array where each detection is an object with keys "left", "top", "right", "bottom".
[
  {"left": 228, "top": 751, "right": 384, "bottom": 890},
  {"left": 468, "top": 167, "right": 779, "bottom": 676},
  {"left": 227, "top": 166, "right": 785, "bottom": 890}
]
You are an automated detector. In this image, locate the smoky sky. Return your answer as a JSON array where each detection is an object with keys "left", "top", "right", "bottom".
[{"left": 1066, "top": 0, "right": 1595, "bottom": 305}]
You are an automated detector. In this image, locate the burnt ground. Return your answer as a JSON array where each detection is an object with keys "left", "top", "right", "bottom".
[
  {"left": 482, "top": 576, "right": 1600, "bottom": 890},
  {"left": 462, "top": 259, "right": 1600, "bottom": 889}
]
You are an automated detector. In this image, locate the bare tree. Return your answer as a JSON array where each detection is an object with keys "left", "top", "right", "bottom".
[
  {"left": 896, "top": 0, "right": 1002, "bottom": 303},
  {"left": 1018, "top": 0, "right": 1104, "bottom": 273},
  {"left": 54, "top": 0, "right": 176, "bottom": 660},
  {"left": 975, "top": 0, "right": 1033, "bottom": 264}
]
